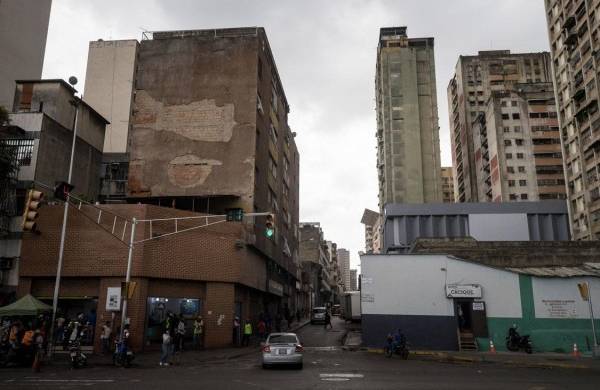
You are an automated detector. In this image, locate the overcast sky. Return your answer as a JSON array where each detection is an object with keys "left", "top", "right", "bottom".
[{"left": 42, "top": 0, "right": 550, "bottom": 269}]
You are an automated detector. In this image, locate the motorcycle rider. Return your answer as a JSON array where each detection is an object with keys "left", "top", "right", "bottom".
[{"left": 392, "top": 329, "right": 406, "bottom": 351}]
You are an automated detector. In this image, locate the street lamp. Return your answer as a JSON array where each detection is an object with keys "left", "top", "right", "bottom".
[{"left": 48, "top": 76, "right": 79, "bottom": 356}]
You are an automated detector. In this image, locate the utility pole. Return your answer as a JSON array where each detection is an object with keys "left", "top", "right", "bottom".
[
  {"left": 48, "top": 76, "right": 79, "bottom": 356},
  {"left": 119, "top": 218, "right": 137, "bottom": 342}
]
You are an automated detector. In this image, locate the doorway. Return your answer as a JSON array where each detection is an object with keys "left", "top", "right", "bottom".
[{"left": 455, "top": 299, "right": 473, "bottom": 332}]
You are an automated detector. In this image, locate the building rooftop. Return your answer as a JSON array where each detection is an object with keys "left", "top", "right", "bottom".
[{"left": 384, "top": 200, "right": 567, "bottom": 218}]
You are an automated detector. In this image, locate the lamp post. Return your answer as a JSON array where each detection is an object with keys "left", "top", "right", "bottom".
[{"left": 48, "top": 76, "right": 79, "bottom": 356}]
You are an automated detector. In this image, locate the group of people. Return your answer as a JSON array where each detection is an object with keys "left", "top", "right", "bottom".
[
  {"left": 234, "top": 309, "right": 303, "bottom": 347},
  {"left": 159, "top": 313, "right": 204, "bottom": 366},
  {"left": 0, "top": 317, "right": 46, "bottom": 370}
]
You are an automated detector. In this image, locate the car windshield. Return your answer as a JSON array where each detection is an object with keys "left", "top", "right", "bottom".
[
  {"left": 314, "top": 308, "right": 326, "bottom": 313},
  {"left": 268, "top": 334, "right": 297, "bottom": 344}
]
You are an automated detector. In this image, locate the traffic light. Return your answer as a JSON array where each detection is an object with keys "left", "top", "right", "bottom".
[
  {"left": 22, "top": 190, "right": 44, "bottom": 231},
  {"left": 265, "top": 213, "right": 275, "bottom": 238},
  {"left": 54, "top": 181, "right": 74, "bottom": 201}
]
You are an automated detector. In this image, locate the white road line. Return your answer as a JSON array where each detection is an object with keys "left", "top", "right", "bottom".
[
  {"left": 22, "top": 379, "right": 115, "bottom": 383},
  {"left": 322, "top": 378, "right": 350, "bottom": 381},
  {"left": 320, "top": 373, "right": 364, "bottom": 378}
]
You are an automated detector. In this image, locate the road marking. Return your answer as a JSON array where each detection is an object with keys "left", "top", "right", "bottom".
[
  {"left": 320, "top": 373, "right": 364, "bottom": 378},
  {"left": 322, "top": 378, "right": 350, "bottom": 381},
  {"left": 304, "top": 346, "right": 340, "bottom": 351},
  {"left": 22, "top": 379, "right": 115, "bottom": 383}
]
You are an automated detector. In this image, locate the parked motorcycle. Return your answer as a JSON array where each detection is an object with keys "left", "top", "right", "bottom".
[
  {"left": 384, "top": 334, "right": 409, "bottom": 359},
  {"left": 68, "top": 340, "right": 87, "bottom": 368},
  {"left": 113, "top": 340, "right": 134, "bottom": 367},
  {"left": 506, "top": 325, "right": 532, "bottom": 354}
]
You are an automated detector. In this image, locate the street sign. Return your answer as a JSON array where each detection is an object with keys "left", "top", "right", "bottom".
[
  {"left": 446, "top": 284, "right": 482, "bottom": 298},
  {"left": 106, "top": 287, "right": 121, "bottom": 311}
]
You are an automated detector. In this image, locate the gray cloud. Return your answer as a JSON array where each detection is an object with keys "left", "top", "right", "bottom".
[{"left": 43, "top": 0, "right": 550, "bottom": 269}]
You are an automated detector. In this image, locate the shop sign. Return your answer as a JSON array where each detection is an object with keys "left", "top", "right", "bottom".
[
  {"left": 446, "top": 284, "right": 482, "bottom": 298},
  {"left": 472, "top": 301, "right": 485, "bottom": 311},
  {"left": 541, "top": 299, "right": 577, "bottom": 318},
  {"left": 268, "top": 279, "right": 284, "bottom": 297},
  {"left": 106, "top": 287, "right": 121, "bottom": 311}
]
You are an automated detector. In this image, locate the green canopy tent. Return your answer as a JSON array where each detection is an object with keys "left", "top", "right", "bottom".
[{"left": 0, "top": 294, "right": 52, "bottom": 317}]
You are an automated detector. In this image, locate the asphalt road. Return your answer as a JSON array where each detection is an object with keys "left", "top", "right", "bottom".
[{"left": 1, "top": 318, "right": 599, "bottom": 389}]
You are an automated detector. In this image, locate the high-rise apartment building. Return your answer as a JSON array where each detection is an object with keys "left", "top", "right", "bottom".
[
  {"left": 544, "top": 0, "right": 600, "bottom": 240},
  {"left": 471, "top": 83, "right": 566, "bottom": 202},
  {"left": 441, "top": 167, "right": 455, "bottom": 202},
  {"left": 84, "top": 40, "right": 138, "bottom": 199},
  {"left": 337, "top": 248, "right": 350, "bottom": 291},
  {"left": 0, "top": 0, "right": 52, "bottom": 109},
  {"left": 360, "top": 208, "right": 381, "bottom": 254},
  {"left": 448, "top": 51, "right": 553, "bottom": 202},
  {"left": 375, "top": 27, "right": 442, "bottom": 209},
  {"left": 349, "top": 269, "right": 358, "bottom": 291}
]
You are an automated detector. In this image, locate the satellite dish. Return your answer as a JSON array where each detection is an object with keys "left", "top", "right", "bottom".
[{"left": 68, "top": 76, "right": 78, "bottom": 86}]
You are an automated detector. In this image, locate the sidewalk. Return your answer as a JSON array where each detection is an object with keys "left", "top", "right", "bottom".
[{"left": 48, "top": 318, "right": 312, "bottom": 367}]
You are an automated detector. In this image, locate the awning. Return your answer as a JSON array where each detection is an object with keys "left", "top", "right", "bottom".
[{"left": 0, "top": 294, "right": 52, "bottom": 316}]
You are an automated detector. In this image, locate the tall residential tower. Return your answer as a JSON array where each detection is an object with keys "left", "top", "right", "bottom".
[
  {"left": 544, "top": 0, "right": 600, "bottom": 240},
  {"left": 375, "top": 27, "right": 442, "bottom": 209}
]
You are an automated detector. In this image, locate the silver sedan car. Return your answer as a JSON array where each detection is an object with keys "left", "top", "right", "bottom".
[{"left": 261, "top": 332, "right": 303, "bottom": 369}]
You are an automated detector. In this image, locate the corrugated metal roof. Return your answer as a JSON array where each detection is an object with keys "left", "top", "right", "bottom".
[{"left": 506, "top": 263, "right": 600, "bottom": 277}]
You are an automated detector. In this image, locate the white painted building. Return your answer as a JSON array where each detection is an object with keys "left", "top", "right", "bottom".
[{"left": 361, "top": 254, "right": 600, "bottom": 354}]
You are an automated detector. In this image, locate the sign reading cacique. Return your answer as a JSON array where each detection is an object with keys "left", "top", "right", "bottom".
[{"left": 446, "top": 284, "right": 482, "bottom": 298}]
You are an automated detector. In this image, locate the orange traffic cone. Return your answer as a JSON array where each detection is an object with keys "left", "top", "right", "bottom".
[
  {"left": 489, "top": 340, "right": 496, "bottom": 353},
  {"left": 572, "top": 343, "right": 581, "bottom": 357}
]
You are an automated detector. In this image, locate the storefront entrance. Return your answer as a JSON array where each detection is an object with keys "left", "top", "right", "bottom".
[{"left": 453, "top": 299, "right": 488, "bottom": 351}]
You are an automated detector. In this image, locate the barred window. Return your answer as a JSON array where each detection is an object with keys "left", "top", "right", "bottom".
[{"left": 1, "top": 138, "right": 34, "bottom": 167}]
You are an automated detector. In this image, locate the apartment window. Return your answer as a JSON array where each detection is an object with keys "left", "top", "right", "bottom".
[
  {"left": 519, "top": 179, "right": 527, "bottom": 186},
  {"left": 503, "top": 126, "right": 510, "bottom": 133},
  {"left": 502, "top": 114, "right": 510, "bottom": 120},
  {"left": 1, "top": 138, "right": 34, "bottom": 167},
  {"left": 501, "top": 101, "right": 507, "bottom": 107},
  {"left": 507, "top": 166, "right": 515, "bottom": 173},
  {"left": 518, "top": 166, "right": 526, "bottom": 173},
  {"left": 511, "top": 101, "right": 518, "bottom": 107},
  {"left": 514, "top": 126, "right": 521, "bottom": 132},
  {"left": 506, "top": 153, "right": 513, "bottom": 159},
  {"left": 271, "top": 84, "right": 278, "bottom": 113},
  {"left": 508, "top": 180, "right": 516, "bottom": 187},
  {"left": 509, "top": 194, "right": 517, "bottom": 200},
  {"left": 517, "top": 153, "right": 524, "bottom": 159},
  {"left": 268, "top": 155, "right": 277, "bottom": 179},
  {"left": 515, "top": 139, "right": 524, "bottom": 146},
  {"left": 269, "top": 124, "right": 278, "bottom": 145},
  {"left": 512, "top": 113, "right": 520, "bottom": 120},
  {"left": 504, "top": 140, "right": 512, "bottom": 146}
]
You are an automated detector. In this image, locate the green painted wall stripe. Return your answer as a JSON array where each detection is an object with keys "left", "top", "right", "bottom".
[{"left": 518, "top": 274, "right": 534, "bottom": 322}]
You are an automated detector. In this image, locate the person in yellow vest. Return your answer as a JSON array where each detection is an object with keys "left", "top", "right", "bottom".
[{"left": 242, "top": 319, "right": 252, "bottom": 347}]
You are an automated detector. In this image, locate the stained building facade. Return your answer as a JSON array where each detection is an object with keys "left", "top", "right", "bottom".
[
  {"left": 376, "top": 27, "right": 442, "bottom": 209},
  {"left": 448, "top": 51, "right": 553, "bottom": 202},
  {"left": 544, "top": 0, "right": 600, "bottom": 240}
]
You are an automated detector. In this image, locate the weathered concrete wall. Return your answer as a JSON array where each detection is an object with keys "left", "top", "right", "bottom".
[
  {"left": 128, "top": 34, "right": 258, "bottom": 208},
  {"left": 0, "top": 0, "right": 51, "bottom": 109}
]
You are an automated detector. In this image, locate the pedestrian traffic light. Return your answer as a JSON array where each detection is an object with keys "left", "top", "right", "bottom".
[
  {"left": 22, "top": 190, "right": 44, "bottom": 231},
  {"left": 53, "top": 181, "right": 74, "bottom": 201},
  {"left": 265, "top": 213, "right": 275, "bottom": 238}
]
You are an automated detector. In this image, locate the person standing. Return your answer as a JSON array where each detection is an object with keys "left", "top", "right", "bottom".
[
  {"left": 100, "top": 321, "right": 112, "bottom": 355},
  {"left": 32, "top": 329, "right": 44, "bottom": 372},
  {"left": 176, "top": 317, "right": 185, "bottom": 352},
  {"left": 233, "top": 317, "right": 241, "bottom": 347},
  {"left": 193, "top": 316, "right": 204, "bottom": 350},
  {"left": 242, "top": 319, "right": 252, "bottom": 347},
  {"left": 159, "top": 329, "right": 171, "bottom": 366},
  {"left": 257, "top": 318, "right": 266, "bottom": 341},
  {"left": 324, "top": 309, "right": 333, "bottom": 330}
]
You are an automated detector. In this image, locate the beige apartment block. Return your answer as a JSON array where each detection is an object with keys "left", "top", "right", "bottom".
[
  {"left": 448, "top": 51, "right": 553, "bottom": 202},
  {"left": 84, "top": 40, "right": 138, "bottom": 154},
  {"left": 361, "top": 208, "right": 381, "bottom": 254},
  {"left": 544, "top": 0, "right": 600, "bottom": 240},
  {"left": 471, "top": 83, "right": 566, "bottom": 202},
  {"left": 441, "top": 167, "right": 454, "bottom": 202},
  {"left": 376, "top": 27, "right": 442, "bottom": 208}
]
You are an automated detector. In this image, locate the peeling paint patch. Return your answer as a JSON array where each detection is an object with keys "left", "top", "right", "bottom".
[
  {"left": 136, "top": 90, "right": 236, "bottom": 142},
  {"left": 167, "top": 154, "right": 222, "bottom": 188}
]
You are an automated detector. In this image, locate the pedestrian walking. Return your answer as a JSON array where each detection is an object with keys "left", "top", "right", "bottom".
[
  {"left": 233, "top": 316, "right": 241, "bottom": 347},
  {"left": 193, "top": 316, "right": 204, "bottom": 350},
  {"left": 257, "top": 319, "right": 266, "bottom": 341},
  {"left": 100, "top": 321, "right": 112, "bottom": 355},
  {"left": 324, "top": 309, "right": 333, "bottom": 330},
  {"left": 32, "top": 329, "right": 44, "bottom": 372},
  {"left": 160, "top": 329, "right": 171, "bottom": 366},
  {"left": 242, "top": 319, "right": 252, "bottom": 347}
]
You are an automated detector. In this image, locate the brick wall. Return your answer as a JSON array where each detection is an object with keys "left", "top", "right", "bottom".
[{"left": 204, "top": 282, "right": 235, "bottom": 348}]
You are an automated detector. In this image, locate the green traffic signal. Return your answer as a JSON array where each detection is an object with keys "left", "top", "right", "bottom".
[
  {"left": 265, "top": 228, "right": 274, "bottom": 238},
  {"left": 265, "top": 213, "right": 275, "bottom": 238}
]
